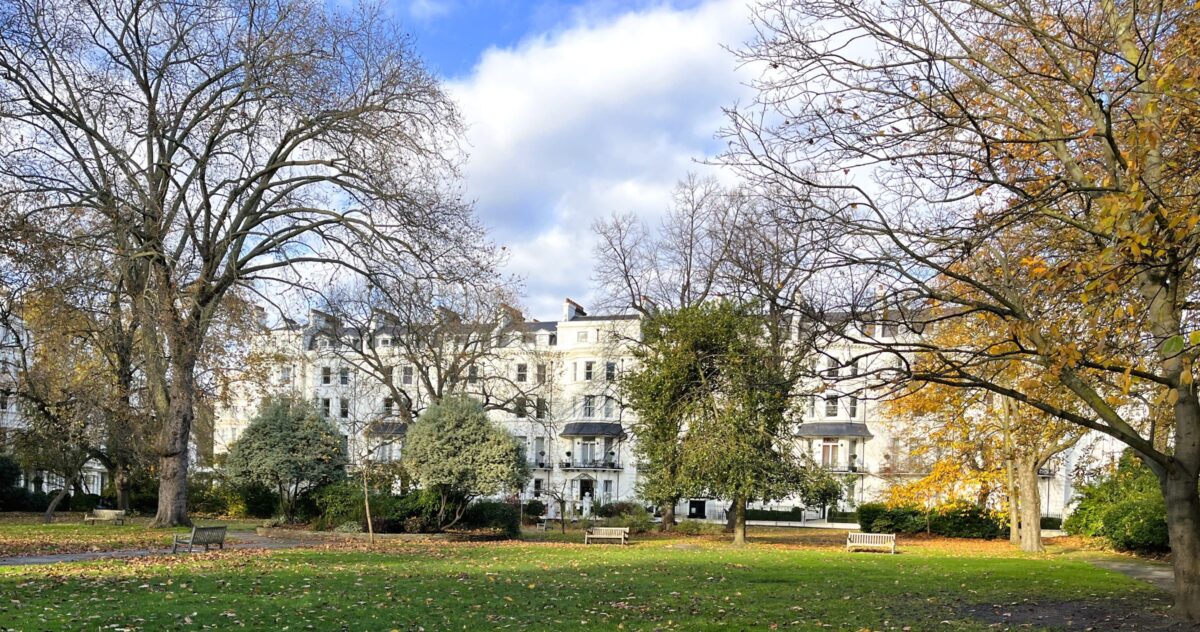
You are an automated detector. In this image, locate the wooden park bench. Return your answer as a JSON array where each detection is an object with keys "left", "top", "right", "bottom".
[
  {"left": 535, "top": 519, "right": 548, "bottom": 532},
  {"left": 584, "top": 526, "right": 629, "bottom": 545},
  {"left": 83, "top": 509, "right": 126, "bottom": 526},
  {"left": 846, "top": 532, "right": 896, "bottom": 554},
  {"left": 172, "top": 525, "right": 228, "bottom": 553}
]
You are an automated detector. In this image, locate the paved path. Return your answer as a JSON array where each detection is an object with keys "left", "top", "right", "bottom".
[
  {"left": 1088, "top": 558, "right": 1176, "bottom": 592},
  {"left": 0, "top": 532, "right": 306, "bottom": 567}
]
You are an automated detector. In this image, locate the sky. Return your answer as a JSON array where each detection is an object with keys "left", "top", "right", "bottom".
[{"left": 388, "top": 0, "right": 759, "bottom": 321}]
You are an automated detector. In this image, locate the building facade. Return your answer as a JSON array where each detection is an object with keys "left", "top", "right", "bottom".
[{"left": 214, "top": 299, "right": 1083, "bottom": 520}]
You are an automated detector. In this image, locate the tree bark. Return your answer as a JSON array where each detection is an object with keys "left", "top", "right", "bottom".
[
  {"left": 150, "top": 345, "right": 198, "bottom": 528},
  {"left": 731, "top": 495, "right": 747, "bottom": 545},
  {"left": 116, "top": 467, "right": 131, "bottom": 512},
  {"left": 1006, "top": 466, "right": 1021, "bottom": 546},
  {"left": 43, "top": 484, "right": 70, "bottom": 524},
  {"left": 660, "top": 502, "right": 675, "bottom": 532},
  {"left": 362, "top": 467, "right": 375, "bottom": 545},
  {"left": 1015, "top": 455, "right": 1044, "bottom": 553},
  {"left": 1163, "top": 465, "right": 1200, "bottom": 620}
]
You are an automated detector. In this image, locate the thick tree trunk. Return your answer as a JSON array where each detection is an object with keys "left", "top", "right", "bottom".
[
  {"left": 151, "top": 359, "right": 196, "bottom": 527},
  {"left": 43, "top": 484, "right": 70, "bottom": 524},
  {"left": 1015, "top": 456, "right": 1044, "bottom": 553},
  {"left": 660, "top": 502, "right": 675, "bottom": 532},
  {"left": 1163, "top": 464, "right": 1200, "bottom": 620},
  {"left": 731, "top": 495, "right": 747, "bottom": 546}
]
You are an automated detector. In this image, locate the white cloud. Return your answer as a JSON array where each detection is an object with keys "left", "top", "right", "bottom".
[{"left": 449, "top": 0, "right": 756, "bottom": 319}]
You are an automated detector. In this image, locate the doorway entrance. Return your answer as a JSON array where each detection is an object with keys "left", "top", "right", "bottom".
[{"left": 688, "top": 499, "right": 707, "bottom": 519}]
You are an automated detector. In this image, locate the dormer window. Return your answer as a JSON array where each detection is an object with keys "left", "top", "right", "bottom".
[{"left": 378, "top": 337, "right": 392, "bottom": 347}]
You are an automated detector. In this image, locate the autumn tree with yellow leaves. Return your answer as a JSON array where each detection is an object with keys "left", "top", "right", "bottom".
[{"left": 727, "top": 0, "right": 1200, "bottom": 618}]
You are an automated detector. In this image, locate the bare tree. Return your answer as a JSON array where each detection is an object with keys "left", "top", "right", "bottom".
[
  {"left": 724, "top": 0, "right": 1200, "bottom": 617},
  {"left": 592, "top": 174, "right": 732, "bottom": 314},
  {"left": 0, "top": 0, "right": 469, "bottom": 526}
]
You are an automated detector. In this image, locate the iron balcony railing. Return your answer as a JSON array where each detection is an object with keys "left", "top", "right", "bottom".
[{"left": 559, "top": 459, "right": 622, "bottom": 470}]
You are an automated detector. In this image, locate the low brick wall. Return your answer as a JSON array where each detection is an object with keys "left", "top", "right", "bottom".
[{"left": 255, "top": 526, "right": 511, "bottom": 543}]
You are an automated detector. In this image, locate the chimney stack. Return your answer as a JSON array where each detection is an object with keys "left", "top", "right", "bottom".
[{"left": 563, "top": 298, "right": 587, "bottom": 321}]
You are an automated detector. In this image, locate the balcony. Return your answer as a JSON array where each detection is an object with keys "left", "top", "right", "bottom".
[
  {"left": 528, "top": 460, "right": 553, "bottom": 470},
  {"left": 559, "top": 459, "right": 622, "bottom": 471},
  {"left": 820, "top": 461, "right": 862, "bottom": 473}
]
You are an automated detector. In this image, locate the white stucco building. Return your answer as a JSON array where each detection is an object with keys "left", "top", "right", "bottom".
[{"left": 214, "top": 298, "right": 1085, "bottom": 520}]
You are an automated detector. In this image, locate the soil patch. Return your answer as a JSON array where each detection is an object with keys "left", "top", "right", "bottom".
[{"left": 958, "top": 596, "right": 1198, "bottom": 630}]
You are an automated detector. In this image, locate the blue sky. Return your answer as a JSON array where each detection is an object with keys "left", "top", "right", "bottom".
[{"left": 390, "top": 0, "right": 756, "bottom": 320}]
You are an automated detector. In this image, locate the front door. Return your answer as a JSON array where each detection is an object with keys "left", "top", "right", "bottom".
[
  {"left": 689, "top": 500, "right": 707, "bottom": 519},
  {"left": 579, "top": 478, "right": 594, "bottom": 500}
]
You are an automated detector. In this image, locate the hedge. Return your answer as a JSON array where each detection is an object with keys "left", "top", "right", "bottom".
[
  {"left": 857, "top": 502, "right": 1006, "bottom": 539},
  {"left": 745, "top": 507, "right": 805, "bottom": 521}
]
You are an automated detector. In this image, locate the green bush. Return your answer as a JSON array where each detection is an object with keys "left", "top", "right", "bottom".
[
  {"left": 673, "top": 520, "right": 725, "bottom": 535},
  {"left": 313, "top": 481, "right": 366, "bottom": 526},
  {"left": 230, "top": 481, "right": 279, "bottom": 519},
  {"left": 68, "top": 493, "right": 102, "bottom": 512},
  {"left": 857, "top": 503, "right": 887, "bottom": 532},
  {"left": 929, "top": 502, "right": 1004, "bottom": 539},
  {"left": 860, "top": 503, "right": 1003, "bottom": 538},
  {"left": 0, "top": 486, "right": 33, "bottom": 511},
  {"left": 827, "top": 510, "right": 858, "bottom": 523},
  {"left": 608, "top": 506, "right": 654, "bottom": 534},
  {"left": 461, "top": 500, "right": 520, "bottom": 537},
  {"left": 1064, "top": 451, "right": 1160, "bottom": 537},
  {"left": 1101, "top": 496, "right": 1170, "bottom": 554},
  {"left": 523, "top": 499, "right": 547, "bottom": 524},
  {"left": 333, "top": 521, "right": 363, "bottom": 533},
  {"left": 596, "top": 501, "right": 640, "bottom": 518},
  {"left": 188, "top": 473, "right": 230, "bottom": 515},
  {"left": 0, "top": 455, "right": 20, "bottom": 489}
]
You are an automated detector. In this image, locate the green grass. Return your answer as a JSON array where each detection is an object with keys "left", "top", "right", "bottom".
[
  {"left": 0, "top": 533, "right": 1166, "bottom": 631},
  {"left": 0, "top": 516, "right": 262, "bottom": 557}
]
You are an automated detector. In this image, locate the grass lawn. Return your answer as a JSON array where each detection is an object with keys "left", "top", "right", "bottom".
[
  {"left": 0, "top": 514, "right": 262, "bottom": 558},
  {"left": 0, "top": 527, "right": 1179, "bottom": 631}
]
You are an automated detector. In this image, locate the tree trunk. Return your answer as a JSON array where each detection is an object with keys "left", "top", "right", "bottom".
[
  {"left": 1006, "top": 468, "right": 1021, "bottom": 546},
  {"left": 1001, "top": 398, "right": 1020, "bottom": 546},
  {"left": 660, "top": 502, "right": 675, "bottom": 532},
  {"left": 151, "top": 353, "right": 197, "bottom": 528},
  {"left": 731, "top": 495, "right": 747, "bottom": 545},
  {"left": 1015, "top": 455, "right": 1044, "bottom": 553},
  {"left": 116, "top": 467, "right": 131, "bottom": 512},
  {"left": 362, "top": 467, "right": 374, "bottom": 545},
  {"left": 43, "top": 484, "right": 70, "bottom": 524},
  {"left": 1163, "top": 463, "right": 1200, "bottom": 620}
]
